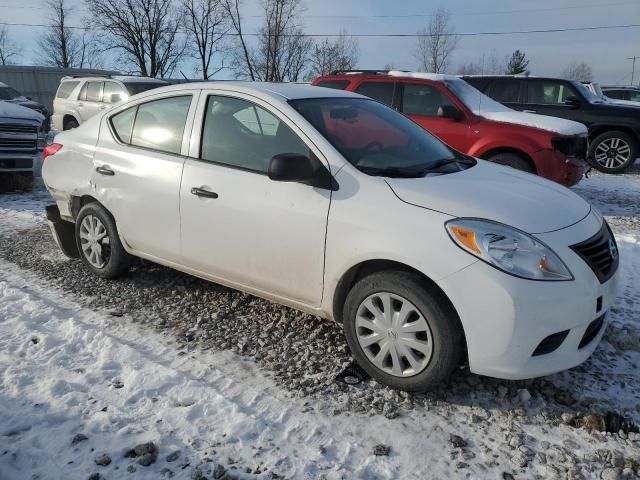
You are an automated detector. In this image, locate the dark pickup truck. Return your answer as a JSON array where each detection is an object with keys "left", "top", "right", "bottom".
[{"left": 463, "top": 75, "right": 640, "bottom": 173}]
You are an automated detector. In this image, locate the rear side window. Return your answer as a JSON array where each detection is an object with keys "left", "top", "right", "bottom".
[
  {"left": 487, "top": 79, "right": 520, "bottom": 103},
  {"left": 130, "top": 95, "right": 192, "bottom": 154},
  {"left": 355, "top": 82, "right": 395, "bottom": 107},
  {"left": 110, "top": 106, "right": 137, "bottom": 143},
  {"left": 56, "top": 81, "right": 79, "bottom": 99},
  {"left": 84, "top": 82, "right": 103, "bottom": 102},
  {"left": 401, "top": 84, "right": 454, "bottom": 116},
  {"left": 604, "top": 89, "right": 625, "bottom": 100},
  {"left": 316, "top": 80, "right": 350, "bottom": 90}
]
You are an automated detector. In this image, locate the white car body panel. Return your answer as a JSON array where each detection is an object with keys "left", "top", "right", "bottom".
[{"left": 42, "top": 81, "right": 620, "bottom": 381}]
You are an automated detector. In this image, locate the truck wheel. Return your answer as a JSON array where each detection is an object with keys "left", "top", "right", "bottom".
[
  {"left": 342, "top": 271, "right": 463, "bottom": 392},
  {"left": 589, "top": 131, "right": 638, "bottom": 173},
  {"left": 486, "top": 152, "right": 534, "bottom": 173},
  {"left": 64, "top": 118, "right": 79, "bottom": 130},
  {"left": 75, "top": 203, "right": 133, "bottom": 279}
]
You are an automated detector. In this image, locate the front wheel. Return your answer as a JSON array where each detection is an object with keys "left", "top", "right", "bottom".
[
  {"left": 486, "top": 152, "right": 534, "bottom": 173},
  {"left": 589, "top": 131, "right": 638, "bottom": 173},
  {"left": 342, "top": 271, "right": 463, "bottom": 392},
  {"left": 75, "top": 203, "right": 133, "bottom": 279}
]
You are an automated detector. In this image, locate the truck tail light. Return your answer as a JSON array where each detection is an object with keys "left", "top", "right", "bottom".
[{"left": 42, "top": 143, "right": 63, "bottom": 162}]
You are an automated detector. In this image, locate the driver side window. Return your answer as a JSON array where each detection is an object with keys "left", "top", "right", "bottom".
[
  {"left": 200, "top": 96, "right": 310, "bottom": 173},
  {"left": 527, "top": 80, "right": 578, "bottom": 105},
  {"left": 401, "top": 84, "right": 455, "bottom": 116}
]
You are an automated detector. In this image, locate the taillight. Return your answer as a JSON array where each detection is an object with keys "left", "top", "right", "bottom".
[{"left": 42, "top": 143, "right": 63, "bottom": 162}]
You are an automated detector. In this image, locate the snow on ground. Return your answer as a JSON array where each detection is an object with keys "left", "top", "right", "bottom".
[{"left": 0, "top": 170, "right": 639, "bottom": 480}]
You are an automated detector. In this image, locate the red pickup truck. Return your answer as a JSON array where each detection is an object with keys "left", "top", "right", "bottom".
[{"left": 312, "top": 70, "right": 589, "bottom": 186}]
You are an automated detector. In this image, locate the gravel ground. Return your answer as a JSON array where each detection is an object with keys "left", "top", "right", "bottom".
[{"left": 1, "top": 169, "right": 640, "bottom": 479}]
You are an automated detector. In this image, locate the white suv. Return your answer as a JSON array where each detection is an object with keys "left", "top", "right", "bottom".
[
  {"left": 51, "top": 75, "right": 168, "bottom": 131},
  {"left": 41, "top": 82, "right": 619, "bottom": 391}
]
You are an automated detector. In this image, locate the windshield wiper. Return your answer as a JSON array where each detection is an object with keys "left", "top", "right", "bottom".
[{"left": 359, "top": 158, "right": 472, "bottom": 178}]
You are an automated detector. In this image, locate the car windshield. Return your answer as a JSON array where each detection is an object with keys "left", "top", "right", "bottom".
[
  {"left": 445, "top": 77, "right": 510, "bottom": 114},
  {"left": 0, "top": 86, "right": 22, "bottom": 100},
  {"left": 123, "top": 82, "right": 166, "bottom": 96},
  {"left": 289, "top": 97, "right": 473, "bottom": 177},
  {"left": 572, "top": 81, "right": 601, "bottom": 103}
]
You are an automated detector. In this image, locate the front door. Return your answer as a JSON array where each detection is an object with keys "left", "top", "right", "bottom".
[
  {"left": 180, "top": 94, "right": 331, "bottom": 306},
  {"left": 399, "top": 82, "right": 471, "bottom": 152},
  {"left": 520, "top": 79, "right": 583, "bottom": 122}
]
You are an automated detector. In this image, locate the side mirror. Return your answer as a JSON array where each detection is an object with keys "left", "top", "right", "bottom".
[
  {"left": 110, "top": 93, "right": 122, "bottom": 104},
  {"left": 438, "top": 105, "right": 463, "bottom": 121},
  {"left": 268, "top": 153, "right": 337, "bottom": 190},
  {"left": 564, "top": 96, "right": 580, "bottom": 108}
]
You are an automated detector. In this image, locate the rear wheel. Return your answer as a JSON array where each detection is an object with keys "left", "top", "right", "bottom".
[
  {"left": 75, "top": 203, "right": 133, "bottom": 279},
  {"left": 486, "top": 152, "right": 534, "bottom": 173},
  {"left": 589, "top": 131, "right": 638, "bottom": 173},
  {"left": 342, "top": 271, "right": 463, "bottom": 392}
]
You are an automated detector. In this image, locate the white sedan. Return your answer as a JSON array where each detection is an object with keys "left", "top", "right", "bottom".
[{"left": 41, "top": 82, "right": 619, "bottom": 391}]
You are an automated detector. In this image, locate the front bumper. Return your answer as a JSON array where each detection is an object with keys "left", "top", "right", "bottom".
[
  {"left": 0, "top": 153, "right": 40, "bottom": 174},
  {"left": 437, "top": 210, "right": 619, "bottom": 380},
  {"left": 532, "top": 149, "right": 589, "bottom": 187}
]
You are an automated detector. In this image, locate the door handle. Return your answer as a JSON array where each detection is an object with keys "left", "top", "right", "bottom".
[
  {"left": 191, "top": 187, "right": 218, "bottom": 199},
  {"left": 523, "top": 109, "right": 537, "bottom": 114},
  {"left": 77, "top": 102, "right": 84, "bottom": 107},
  {"left": 95, "top": 165, "right": 115, "bottom": 176}
]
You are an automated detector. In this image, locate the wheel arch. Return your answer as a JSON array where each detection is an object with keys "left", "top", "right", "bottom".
[
  {"left": 332, "top": 259, "right": 468, "bottom": 360},
  {"left": 62, "top": 114, "right": 79, "bottom": 130},
  {"left": 589, "top": 125, "right": 639, "bottom": 144},
  {"left": 479, "top": 147, "right": 537, "bottom": 173},
  {"left": 70, "top": 194, "right": 104, "bottom": 221}
]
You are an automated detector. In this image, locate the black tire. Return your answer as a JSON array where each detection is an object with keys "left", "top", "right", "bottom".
[
  {"left": 588, "top": 131, "right": 638, "bottom": 174},
  {"left": 342, "top": 271, "right": 464, "bottom": 392},
  {"left": 75, "top": 202, "right": 133, "bottom": 279},
  {"left": 486, "top": 152, "right": 534, "bottom": 173},
  {"left": 64, "top": 117, "right": 79, "bottom": 130}
]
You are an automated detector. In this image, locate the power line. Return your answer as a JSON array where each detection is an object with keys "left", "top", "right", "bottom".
[
  {"left": 1, "top": 0, "right": 638, "bottom": 16},
  {"left": 0, "top": 20, "right": 639, "bottom": 37}
]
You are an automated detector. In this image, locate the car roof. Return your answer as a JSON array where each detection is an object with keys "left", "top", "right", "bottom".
[
  {"left": 318, "top": 70, "right": 460, "bottom": 83},
  {"left": 135, "top": 81, "right": 363, "bottom": 102},
  {"left": 60, "top": 75, "right": 166, "bottom": 83}
]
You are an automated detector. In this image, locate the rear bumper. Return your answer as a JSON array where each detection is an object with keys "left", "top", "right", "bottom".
[
  {"left": 46, "top": 204, "right": 79, "bottom": 258},
  {"left": 532, "top": 149, "right": 589, "bottom": 187}
]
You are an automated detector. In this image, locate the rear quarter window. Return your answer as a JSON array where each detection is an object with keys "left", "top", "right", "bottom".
[{"left": 56, "top": 81, "right": 79, "bottom": 99}]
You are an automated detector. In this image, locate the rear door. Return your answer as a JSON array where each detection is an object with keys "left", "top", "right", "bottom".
[
  {"left": 398, "top": 82, "right": 471, "bottom": 152},
  {"left": 92, "top": 91, "right": 197, "bottom": 262},
  {"left": 180, "top": 92, "right": 331, "bottom": 306}
]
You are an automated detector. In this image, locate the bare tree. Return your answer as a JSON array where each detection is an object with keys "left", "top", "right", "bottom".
[
  {"left": 38, "top": 0, "right": 83, "bottom": 68},
  {"left": 308, "top": 30, "right": 359, "bottom": 77},
  {"left": 86, "top": 0, "right": 187, "bottom": 78},
  {"left": 414, "top": 8, "right": 459, "bottom": 73},
  {"left": 0, "top": 26, "right": 19, "bottom": 65},
  {"left": 457, "top": 50, "right": 509, "bottom": 75},
  {"left": 222, "top": 0, "right": 255, "bottom": 80},
  {"left": 562, "top": 61, "right": 593, "bottom": 82},
  {"left": 183, "top": 0, "right": 228, "bottom": 79},
  {"left": 227, "top": 0, "right": 312, "bottom": 81},
  {"left": 456, "top": 61, "right": 482, "bottom": 75}
]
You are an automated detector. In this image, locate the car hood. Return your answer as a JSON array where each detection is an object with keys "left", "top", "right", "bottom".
[
  {"left": 8, "top": 98, "right": 48, "bottom": 112},
  {"left": 480, "top": 110, "right": 587, "bottom": 136},
  {"left": 0, "top": 100, "right": 44, "bottom": 122},
  {"left": 386, "top": 161, "right": 590, "bottom": 234}
]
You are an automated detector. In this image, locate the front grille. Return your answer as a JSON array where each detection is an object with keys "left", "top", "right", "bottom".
[
  {"left": 0, "top": 124, "right": 37, "bottom": 134},
  {"left": 0, "top": 158, "right": 33, "bottom": 169},
  {"left": 578, "top": 314, "right": 605, "bottom": 349},
  {"left": 532, "top": 330, "right": 570, "bottom": 356},
  {"left": 552, "top": 137, "right": 587, "bottom": 159},
  {"left": 570, "top": 222, "right": 618, "bottom": 283},
  {"left": 0, "top": 138, "right": 37, "bottom": 149}
]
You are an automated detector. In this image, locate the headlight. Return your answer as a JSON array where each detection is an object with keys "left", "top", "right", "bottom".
[{"left": 445, "top": 218, "right": 573, "bottom": 281}]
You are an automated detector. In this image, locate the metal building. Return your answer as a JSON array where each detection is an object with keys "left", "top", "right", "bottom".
[{"left": 0, "top": 65, "right": 118, "bottom": 110}]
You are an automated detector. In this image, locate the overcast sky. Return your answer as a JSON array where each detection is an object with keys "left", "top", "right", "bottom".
[{"left": 1, "top": 0, "right": 639, "bottom": 84}]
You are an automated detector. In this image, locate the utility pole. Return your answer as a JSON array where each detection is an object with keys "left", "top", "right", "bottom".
[{"left": 629, "top": 56, "right": 639, "bottom": 86}]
